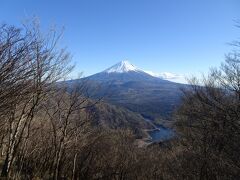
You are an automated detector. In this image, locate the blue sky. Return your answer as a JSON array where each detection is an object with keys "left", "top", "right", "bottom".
[{"left": 1, "top": 0, "right": 240, "bottom": 80}]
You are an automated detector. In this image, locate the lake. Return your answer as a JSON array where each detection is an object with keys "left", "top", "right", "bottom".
[{"left": 148, "top": 125, "right": 175, "bottom": 142}]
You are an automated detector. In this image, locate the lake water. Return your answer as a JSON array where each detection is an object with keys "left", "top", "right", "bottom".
[{"left": 148, "top": 125, "right": 174, "bottom": 142}]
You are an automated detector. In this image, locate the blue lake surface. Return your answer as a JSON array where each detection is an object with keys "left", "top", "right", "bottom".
[{"left": 148, "top": 125, "right": 174, "bottom": 142}]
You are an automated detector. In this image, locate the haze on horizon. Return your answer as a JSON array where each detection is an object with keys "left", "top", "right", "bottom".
[{"left": 0, "top": 0, "right": 239, "bottom": 83}]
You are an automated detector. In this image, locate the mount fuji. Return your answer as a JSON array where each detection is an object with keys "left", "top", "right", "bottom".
[
  {"left": 104, "top": 60, "right": 139, "bottom": 73},
  {"left": 86, "top": 60, "right": 172, "bottom": 83},
  {"left": 75, "top": 60, "right": 186, "bottom": 122}
]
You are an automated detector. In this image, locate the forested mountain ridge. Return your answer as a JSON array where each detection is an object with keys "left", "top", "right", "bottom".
[{"left": 82, "top": 100, "right": 154, "bottom": 138}]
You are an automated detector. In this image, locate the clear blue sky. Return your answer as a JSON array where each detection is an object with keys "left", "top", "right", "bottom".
[{"left": 1, "top": 0, "right": 240, "bottom": 78}]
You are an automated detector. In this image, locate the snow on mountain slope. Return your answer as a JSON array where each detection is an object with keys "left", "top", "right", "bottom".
[
  {"left": 104, "top": 60, "right": 140, "bottom": 73},
  {"left": 144, "top": 70, "right": 186, "bottom": 83},
  {"left": 101, "top": 60, "right": 186, "bottom": 83},
  {"left": 68, "top": 60, "right": 186, "bottom": 121}
]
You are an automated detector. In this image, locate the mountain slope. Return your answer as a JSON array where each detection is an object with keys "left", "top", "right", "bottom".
[
  {"left": 85, "top": 101, "right": 153, "bottom": 138},
  {"left": 78, "top": 61, "right": 185, "bottom": 122},
  {"left": 104, "top": 60, "right": 139, "bottom": 73},
  {"left": 86, "top": 61, "right": 171, "bottom": 83}
]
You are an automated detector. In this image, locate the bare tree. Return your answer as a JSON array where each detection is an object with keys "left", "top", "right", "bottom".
[
  {"left": 175, "top": 52, "right": 240, "bottom": 179},
  {"left": 0, "top": 21, "right": 73, "bottom": 178}
]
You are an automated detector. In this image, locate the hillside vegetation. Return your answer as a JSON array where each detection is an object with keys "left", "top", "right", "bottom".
[
  {"left": 0, "top": 22, "right": 239, "bottom": 180},
  {"left": 81, "top": 69, "right": 185, "bottom": 122}
]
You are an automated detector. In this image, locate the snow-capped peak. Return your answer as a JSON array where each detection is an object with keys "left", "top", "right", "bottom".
[{"left": 104, "top": 60, "right": 139, "bottom": 73}]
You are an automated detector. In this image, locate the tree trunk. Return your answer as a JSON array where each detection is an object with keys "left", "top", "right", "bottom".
[{"left": 72, "top": 152, "right": 78, "bottom": 180}]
